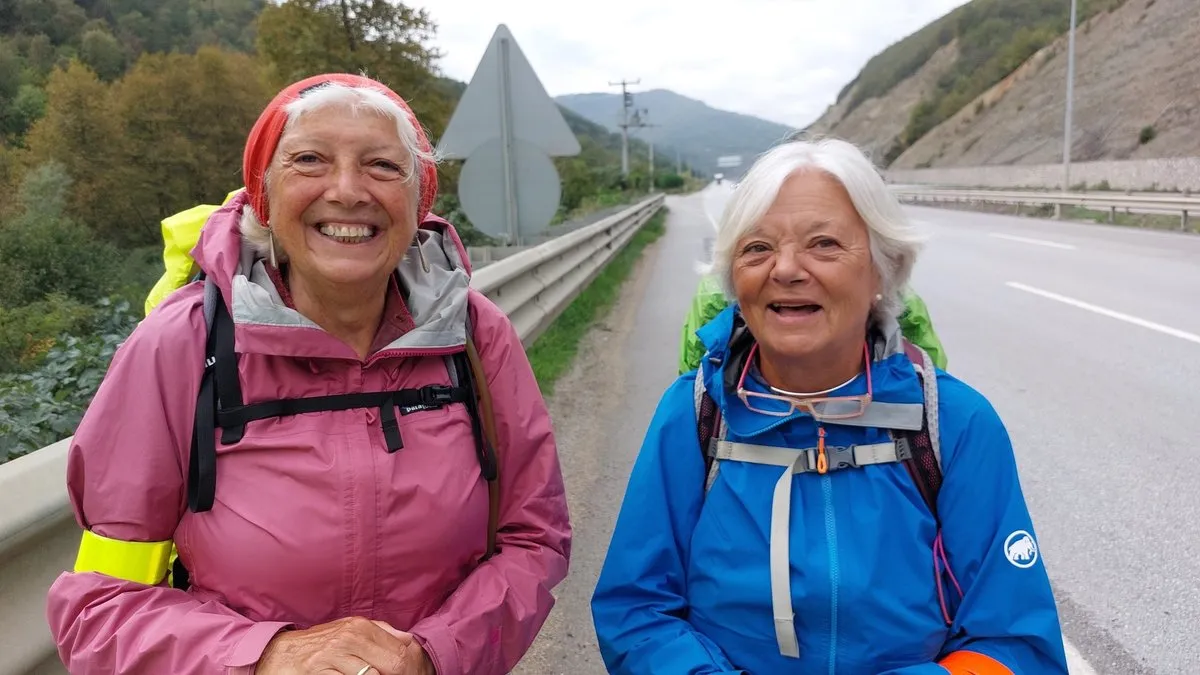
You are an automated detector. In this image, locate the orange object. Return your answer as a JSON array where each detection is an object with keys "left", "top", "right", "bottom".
[
  {"left": 938, "top": 650, "right": 1014, "bottom": 674},
  {"left": 816, "top": 426, "right": 828, "bottom": 474}
]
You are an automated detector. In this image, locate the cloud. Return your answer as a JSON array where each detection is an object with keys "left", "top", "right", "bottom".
[{"left": 422, "top": 0, "right": 970, "bottom": 128}]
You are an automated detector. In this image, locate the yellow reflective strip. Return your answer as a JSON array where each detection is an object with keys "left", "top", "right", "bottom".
[{"left": 74, "top": 530, "right": 173, "bottom": 586}]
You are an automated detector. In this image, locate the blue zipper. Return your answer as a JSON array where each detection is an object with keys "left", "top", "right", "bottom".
[{"left": 822, "top": 473, "right": 840, "bottom": 675}]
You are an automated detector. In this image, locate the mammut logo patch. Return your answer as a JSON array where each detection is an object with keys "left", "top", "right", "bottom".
[
  {"left": 1004, "top": 530, "right": 1039, "bottom": 569},
  {"left": 399, "top": 403, "right": 441, "bottom": 415}
]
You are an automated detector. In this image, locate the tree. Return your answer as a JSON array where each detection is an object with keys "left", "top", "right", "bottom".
[
  {"left": 79, "top": 28, "right": 126, "bottom": 81},
  {"left": 255, "top": 0, "right": 453, "bottom": 138},
  {"left": 2, "top": 85, "right": 48, "bottom": 144},
  {"left": 0, "top": 162, "right": 119, "bottom": 307},
  {"left": 23, "top": 60, "right": 123, "bottom": 237},
  {"left": 14, "top": 0, "right": 88, "bottom": 46},
  {"left": 107, "top": 47, "right": 269, "bottom": 244}
]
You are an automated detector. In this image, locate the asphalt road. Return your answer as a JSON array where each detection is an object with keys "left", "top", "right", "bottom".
[
  {"left": 904, "top": 200, "right": 1199, "bottom": 675},
  {"left": 513, "top": 184, "right": 1199, "bottom": 674}
]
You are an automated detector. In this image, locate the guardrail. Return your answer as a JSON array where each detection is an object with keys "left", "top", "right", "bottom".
[
  {"left": 0, "top": 193, "right": 666, "bottom": 675},
  {"left": 891, "top": 186, "right": 1200, "bottom": 231}
]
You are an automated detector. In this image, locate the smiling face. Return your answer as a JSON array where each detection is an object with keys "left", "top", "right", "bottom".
[
  {"left": 731, "top": 169, "right": 880, "bottom": 367},
  {"left": 265, "top": 103, "right": 419, "bottom": 291}
]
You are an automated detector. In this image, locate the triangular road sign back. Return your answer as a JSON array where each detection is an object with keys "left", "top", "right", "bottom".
[{"left": 437, "top": 24, "right": 581, "bottom": 160}]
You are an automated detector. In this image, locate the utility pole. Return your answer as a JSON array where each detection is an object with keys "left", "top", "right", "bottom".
[
  {"left": 609, "top": 78, "right": 639, "bottom": 176},
  {"left": 649, "top": 141, "right": 655, "bottom": 190},
  {"left": 629, "top": 107, "right": 655, "bottom": 191},
  {"left": 1057, "top": 0, "right": 1078, "bottom": 218}
]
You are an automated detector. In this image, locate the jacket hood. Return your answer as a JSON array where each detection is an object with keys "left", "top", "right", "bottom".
[
  {"left": 190, "top": 189, "right": 475, "bottom": 360},
  {"left": 696, "top": 303, "right": 927, "bottom": 439}
]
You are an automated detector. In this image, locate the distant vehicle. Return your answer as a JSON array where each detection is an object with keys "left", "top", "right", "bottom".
[{"left": 714, "top": 173, "right": 724, "bottom": 184}]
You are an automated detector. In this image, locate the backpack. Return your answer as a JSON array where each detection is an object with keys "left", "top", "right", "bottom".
[
  {"left": 691, "top": 327, "right": 963, "bottom": 627},
  {"left": 168, "top": 274, "right": 502, "bottom": 591}
]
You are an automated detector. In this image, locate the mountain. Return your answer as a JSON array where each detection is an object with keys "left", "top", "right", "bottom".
[
  {"left": 555, "top": 89, "right": 797, "bottom": 178},
  {"left": 806, "top": 0, "right": 1200, "bottom": 170},
  {"left": 435, "top": 76, "right": 656, "bottom": 164}
]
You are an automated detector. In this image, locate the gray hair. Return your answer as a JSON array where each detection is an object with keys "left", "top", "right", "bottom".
[
  {"left": 241, "top": 81, "right": 440, "bottom": 264},
  {"left": 703, "top": 136, "right": 926, "bottom": 327}
]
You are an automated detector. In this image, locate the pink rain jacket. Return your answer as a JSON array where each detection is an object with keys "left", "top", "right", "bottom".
[{"left": 45, "top": 191, "right": 572, "bottom": 674}]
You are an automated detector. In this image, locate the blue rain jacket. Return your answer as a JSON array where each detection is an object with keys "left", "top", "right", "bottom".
[{"left": 590, "top": 305, "right": 1068, "bottom": 674}]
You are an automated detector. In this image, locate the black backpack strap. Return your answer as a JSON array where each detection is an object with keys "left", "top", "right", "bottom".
[
  {"left": 212, "top": 293, "right": 245, "bottom": 445},
  {"left": 186, "top": 279, "right": 502, "bottom": 567},
  {"left": 187, "top": 280, "right": 221, "bottom": 514}
]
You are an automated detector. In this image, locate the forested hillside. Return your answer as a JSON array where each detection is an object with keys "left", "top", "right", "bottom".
[{"left": 0, "top": 0, "right": 685, "bottom": 461}]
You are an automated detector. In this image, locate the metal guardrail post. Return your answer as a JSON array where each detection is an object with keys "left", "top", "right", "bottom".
[{"left": 889, "top": 186, "right": 1200, "bottom": 230}]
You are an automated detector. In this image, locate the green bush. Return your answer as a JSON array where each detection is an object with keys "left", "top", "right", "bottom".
[
  {"left": 656, "top": 173, "right": 686, "bottom": 190},
  {"left": 0, "top": 161, "right": 120, "bottom": 307},
  {"left": 0, "top": 294, "right": 96, "bottom": 372},
  {"left": 0, "top": 297, "right": 138, "bottom": 463}
]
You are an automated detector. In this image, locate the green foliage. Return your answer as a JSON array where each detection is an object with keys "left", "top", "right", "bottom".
[
  {"left": 255, "top": 0, "right": 451, "bottom": 137},
  {"left": 0, "top": 162, "right": 119, "bottom": 307},
  {"left": 0, "top": 297, "right": 139, "bottom": 463},
  {"left": 0, "top": 294, "right": 96, "bottom": 372},
  {"left": 79, "top": 27, "right": 126, "bottom": 81},
  {"left": 1139, "top": 125, "right": 1156, "bottom": 145},
  {"left": 3, "top": 84, "right": 48, "bottom": 142},
  {"left": 656, "top": 173, "right": 686, "bottom": 190}
]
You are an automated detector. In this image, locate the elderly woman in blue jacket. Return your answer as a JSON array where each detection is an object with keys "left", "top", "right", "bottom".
[{"left": 590, "top": 137, "right": 1068, "bottom": 674}]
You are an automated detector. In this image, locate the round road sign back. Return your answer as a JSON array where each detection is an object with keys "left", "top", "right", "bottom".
[{"left": 457, "top": 137, "right": 561, "bottom": 242}]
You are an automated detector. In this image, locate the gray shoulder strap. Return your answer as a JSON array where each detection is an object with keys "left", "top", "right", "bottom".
[
  {"left": 693, "top": 367, "right": 725, "bottom": 494},
  {"left": 907, "top": 342, "right": 942, "bottom": 469},
  {"left": 202, "top": 277, "right": 218, "bottom": 337}
]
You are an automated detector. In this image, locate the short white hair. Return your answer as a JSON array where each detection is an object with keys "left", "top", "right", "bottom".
[
  {"left": 241, "top": 81, "right": 439, "bottom": 263},
  {"left": 704, "top": 136, "right": 926, "bottom": 326}
]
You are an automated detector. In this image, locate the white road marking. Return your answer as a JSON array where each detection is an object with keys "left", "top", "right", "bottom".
[
  {"left": 990, "top": 233, "right": 1077, "bottom": 250},
  {"left": 1065, "top": 636, "right": 1099, "bottom": 675},
  {"left": 1007, "top": 282, "right": 1200, "bottom": 345}
]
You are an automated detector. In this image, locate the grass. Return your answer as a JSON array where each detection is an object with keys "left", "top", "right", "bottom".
[
  {"left": 525, "top": 207, "right": 668, "bottom": 396},
  {"left": 1057, "top": 205, "right": 1190, "bottom": 232}
]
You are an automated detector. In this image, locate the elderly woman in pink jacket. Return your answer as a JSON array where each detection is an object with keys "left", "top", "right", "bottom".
[{"left": 45, "top": 72, "right": 572, "bottom": 675}]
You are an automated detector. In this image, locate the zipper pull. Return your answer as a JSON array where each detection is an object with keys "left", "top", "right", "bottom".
[{"left": 816, "top": 426, "right": 828, "bottom": 474}]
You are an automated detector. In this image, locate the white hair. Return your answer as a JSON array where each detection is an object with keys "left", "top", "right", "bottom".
[
  {"left": 702, "top": 136, "right": 927, "bottom": 327},
  {"left": 241, "top": 81, "right": 439, "bottom": 263}
]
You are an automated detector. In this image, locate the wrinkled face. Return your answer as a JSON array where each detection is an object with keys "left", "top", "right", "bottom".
[
  {"left": 265, "top": 104, "right": 418, "bottom": 289},
  {"left": 731, "top": 169, "right": 880, "bottom": 363}
]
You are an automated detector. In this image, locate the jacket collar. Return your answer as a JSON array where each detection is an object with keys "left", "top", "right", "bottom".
[{"left": 193, "top": 190, "right": 473, "bottom": 361}]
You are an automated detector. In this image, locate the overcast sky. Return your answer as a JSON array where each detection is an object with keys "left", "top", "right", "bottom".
[{"left": 421, "top": 0, "right": 971, "bottom": 129}]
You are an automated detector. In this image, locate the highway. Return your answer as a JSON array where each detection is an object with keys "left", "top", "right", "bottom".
[{"left": 514, "top": 183, "right": 1199, "bottom": 674}]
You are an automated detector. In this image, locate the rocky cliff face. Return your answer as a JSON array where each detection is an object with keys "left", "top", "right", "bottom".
[
  {"left": 806, "top": 41, "right": 960, "bottom": 164},
  {"left": 808, "top": 0, "right": 1199, "bottom": 170}
]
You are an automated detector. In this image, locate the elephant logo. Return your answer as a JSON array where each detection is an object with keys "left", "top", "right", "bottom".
[{"left": 1004, "top": 530, "right": 1039, "bottom": 569}]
